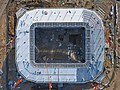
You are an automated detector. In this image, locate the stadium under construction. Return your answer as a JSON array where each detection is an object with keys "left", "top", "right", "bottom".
[{"left": 15, "top": 8, "right": 105, "bottom": 84}]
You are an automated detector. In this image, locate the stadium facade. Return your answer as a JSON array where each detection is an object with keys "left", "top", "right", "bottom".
[{"left": 16, "top": 9, "right": 105, "bottom": 83}]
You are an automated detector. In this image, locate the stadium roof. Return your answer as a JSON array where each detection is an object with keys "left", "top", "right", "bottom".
[{"left": 16, "top": 8, "right": 105, "bottom": 83}]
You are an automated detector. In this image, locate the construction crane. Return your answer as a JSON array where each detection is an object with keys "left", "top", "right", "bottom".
[
  {"left": 13, "top": 78, "right": 23, "bottom": 90},
  {"left": 90, "top": 81, "right": 100, "bottom": 90},
  {"left": 45, "top": 62, "right": 52, "bottom": 90}
]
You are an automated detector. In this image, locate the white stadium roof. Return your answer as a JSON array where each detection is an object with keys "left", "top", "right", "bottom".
[{"left": 16, "top": 8, "right": 105, "bottom": 83}]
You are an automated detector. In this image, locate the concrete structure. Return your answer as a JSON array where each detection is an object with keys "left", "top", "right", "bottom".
[{"left": 15, "top": 8, "right": 105, "bottom": 83}]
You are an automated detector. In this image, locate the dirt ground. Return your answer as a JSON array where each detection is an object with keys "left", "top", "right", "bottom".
[
  {"left": 0, "top": 0, "right": 120, "bottom": 90},
  {"left": 0, "top": 0, "right": 8, "bottom": 69}
]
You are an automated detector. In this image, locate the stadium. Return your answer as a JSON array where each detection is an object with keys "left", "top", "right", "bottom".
[{"left": 15, "top": 8, "right": 105, "bottom": 83}]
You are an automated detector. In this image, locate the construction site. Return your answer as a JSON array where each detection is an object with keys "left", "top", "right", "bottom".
[{"left": 0, "top": 0, "right": 120, "bottom": 90}]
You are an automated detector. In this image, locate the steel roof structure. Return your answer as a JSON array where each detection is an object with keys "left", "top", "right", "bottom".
[{"left": 16, "top": 8, "right": 105, "bottom": 83}]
